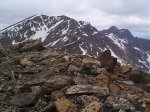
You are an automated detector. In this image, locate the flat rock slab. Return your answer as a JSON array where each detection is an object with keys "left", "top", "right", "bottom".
[
  {"left": 66, "top": 85, "right": 110, "bottom": 96},
  {"left": 9, "top": 92, "right": 38, "bottom": 108},
  {"left": 44, "top": 75, "right": 72, "bottom": 90},
  {"left": 66, "top": 85, "right": 93, "bottom": 95}
]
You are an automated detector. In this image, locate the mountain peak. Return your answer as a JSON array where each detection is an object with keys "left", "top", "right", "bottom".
[
  {"left": 57, "top": 15, "right": 72, "bottom": 20},
  {"left": 119, "top": 29, "right": 134, "bottom": 38},
  {"left": 109, "top": 26, "right": 119, "bottom": 31},
  {"left": 106, "top": 26, "right": 134, "bottom": 39}
]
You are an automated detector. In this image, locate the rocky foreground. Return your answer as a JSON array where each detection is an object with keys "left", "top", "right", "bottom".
[{"left": 0, "top": 39, "right": 150, "bottom": 112}]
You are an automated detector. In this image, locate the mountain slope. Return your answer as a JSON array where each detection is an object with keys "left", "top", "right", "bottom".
[{"left": 0, "top": 14, "right": 150, "bottom": 73}]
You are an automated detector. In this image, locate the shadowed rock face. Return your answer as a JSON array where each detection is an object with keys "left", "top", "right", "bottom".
[
  {"left": 128, "top": 70, "right": 150, "bottom": 84},
  {"left": 0, "top": 39, "right": 150, "bottom": 112},
  {"left": 0, "top": 15, "right": 150, "bottom": 73},
  {"left": 13, "top": 39, "right": 45, "bottom": 53},
  {"left": 99, "top": 50, "right": 117, "bottom": 72}
]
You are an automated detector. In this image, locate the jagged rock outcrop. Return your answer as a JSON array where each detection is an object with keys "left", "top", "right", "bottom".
[
  {"left": 0, "top": 40, "right": 150, "bottom": 112},
  {"left": 13, "top": 39, "right": 45, "bottom": 53},
  {"left": 99, "top": 50, "right": 117, "bottom": 72}
]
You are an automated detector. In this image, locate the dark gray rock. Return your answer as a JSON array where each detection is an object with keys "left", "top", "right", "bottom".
[
  {"left": 128, "top": 70, "right": 147, "bottom": 84},
  {"left": 99, "top": 50, "right": 117, "bottom": 72},
  {"left": 9, "top": 92, "right": 38, "bottom": 108},
  {"left": 143, "top": 84, "right": 150, "bottom": 93}
]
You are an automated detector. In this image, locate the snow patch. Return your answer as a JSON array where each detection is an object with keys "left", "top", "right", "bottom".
[
  {"left": 134, "top": 47, "right": 141, "bottom": 51},
  {"left": 79, "top": 46, "right": 87, "bottom": 55},
  {"left": 107, "top": 33, "right": 127, "bottom": 50},
  {"left": 65, "top": 41, "right": 75, "bottom": 46},
  {"left": 61, "top": 29, "right": 68, "bottom": 35},
  {"left": 12, "top": 40, "right": 17, "bottom": 45},
  {"left": 62, "top": 36, "right": 68, "bottom": 42},
  {"left": 89, "top": 44, "right": 93, "bottom": 48},
  {"left": 98, "top": 47, "right": 103, "bottom": 51},
  {"left": 51, "top": 38, "right": 61, "bottom": 47},
  {"left": 30, "top": 20, "right": 49, "bottom": 42},
  {"left": 96, "top": 52, "right": 99, "bottom": 56},
  {"left": 49, "top": 20, "right": 64, "bottom": 31},
  {"left": 146, "top": 53, "right": 150, "bottom": 63},
  {"left": 138, "top": 59, "right": 146, "bottom": 64},
  {"left": 89, "top": 44, "right": 93, "bottom": 51},
  {"left": 78, "top": 22, "right": 84, "bottom": 28},
  {"left": 92, "top": 31, "right": 98, "bottom": 35},
  {"left": 61, "top": 21, "right": 70, "bottom": 35},
  {"left": 45, "top": 42, "right": 52, "bottom": 47},
  {"left": 30, "top": 28, "right": 48, "bottom": 42},
  {"left": 82, "top": 33, "right": 88, "bottom": 36},
  {"left": 77, "top": 37, "right": 81, "bottom": 40}
]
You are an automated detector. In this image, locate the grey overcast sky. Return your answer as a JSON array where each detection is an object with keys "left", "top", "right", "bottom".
[{"left": 0, "top": 0, "right": 150, "bottom": 39}]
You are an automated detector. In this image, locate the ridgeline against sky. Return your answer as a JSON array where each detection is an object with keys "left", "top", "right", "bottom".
[{"left": 0, "top": 0, "right": 150, "bottom": 39}]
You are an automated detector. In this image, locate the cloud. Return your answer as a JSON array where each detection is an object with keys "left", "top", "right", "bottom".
[
  {"left": 0, "top": 0, "right": 149, "bottom": 39},
  {"left": 92, "top": 0, "right": 150, "bottom": 16}
]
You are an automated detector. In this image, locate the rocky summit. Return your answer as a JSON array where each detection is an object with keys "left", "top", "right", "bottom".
[{"left": 0, "top": 39, "right": 150, "bottom": 112}]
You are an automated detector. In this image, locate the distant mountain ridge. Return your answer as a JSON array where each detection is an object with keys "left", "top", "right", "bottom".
[{"left": 0, "top": 14, "right": 150, "bottom": 73}]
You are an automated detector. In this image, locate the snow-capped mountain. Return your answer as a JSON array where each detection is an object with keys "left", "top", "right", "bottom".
[{"left": 0, "top": 14, "right": 150, "bottom": 73}]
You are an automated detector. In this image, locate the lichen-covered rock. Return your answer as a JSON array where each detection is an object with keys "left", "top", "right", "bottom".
[
  {"left": 105, "top": 96, "right": 134, "bottom": 111},
  {"left": 66, "top": 85, "right": 110, "bottom": 96},
  {"left": 82, "top": 58, "right": 101, "bottom": 67},
  {"left": 66, "top": 85, "right": 92, "bottom": 95},
  {"left": 20, "top": 57, "right": 31, "bottom": 67},
  {"left": 63, "top": 55, "right": 70, "bottom": 61},
  {"left": 44, "top": 75, "right": 72, "bottom": 90},
  {"left": 92, "top": 86, "right": 110, "bottom": 96},
  {"left": 73, "top": 76, "right": 93, "bottom": 85},
  {"left": 77, "top": 95, "right": 100, "bottom": 105},
  {"left": 81, "top": 101, "right": 102, "bottom": 112},
  {"left": 68, "top": 65, "right": 81, "bottom": 73},
  {"left": 91, "top": 72, "right": 109, "bottom": 87},
  {"left": 108, "top": 84, "right": 121, "bottom": 96},
  {"left": 127, "top": 94, "right": 145, "bottom": 112},
  {"left": 119, "top": 65, "right": 133, "bottom": 73},
  {"left": 55, "top": 98, "right": 77, "bottom": 112},
  {"left": 51, "top": 90, "right": 65, "bottom": 100},
  {"left": 81, "top": 57, "right": 101, "bottom": 75}
]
